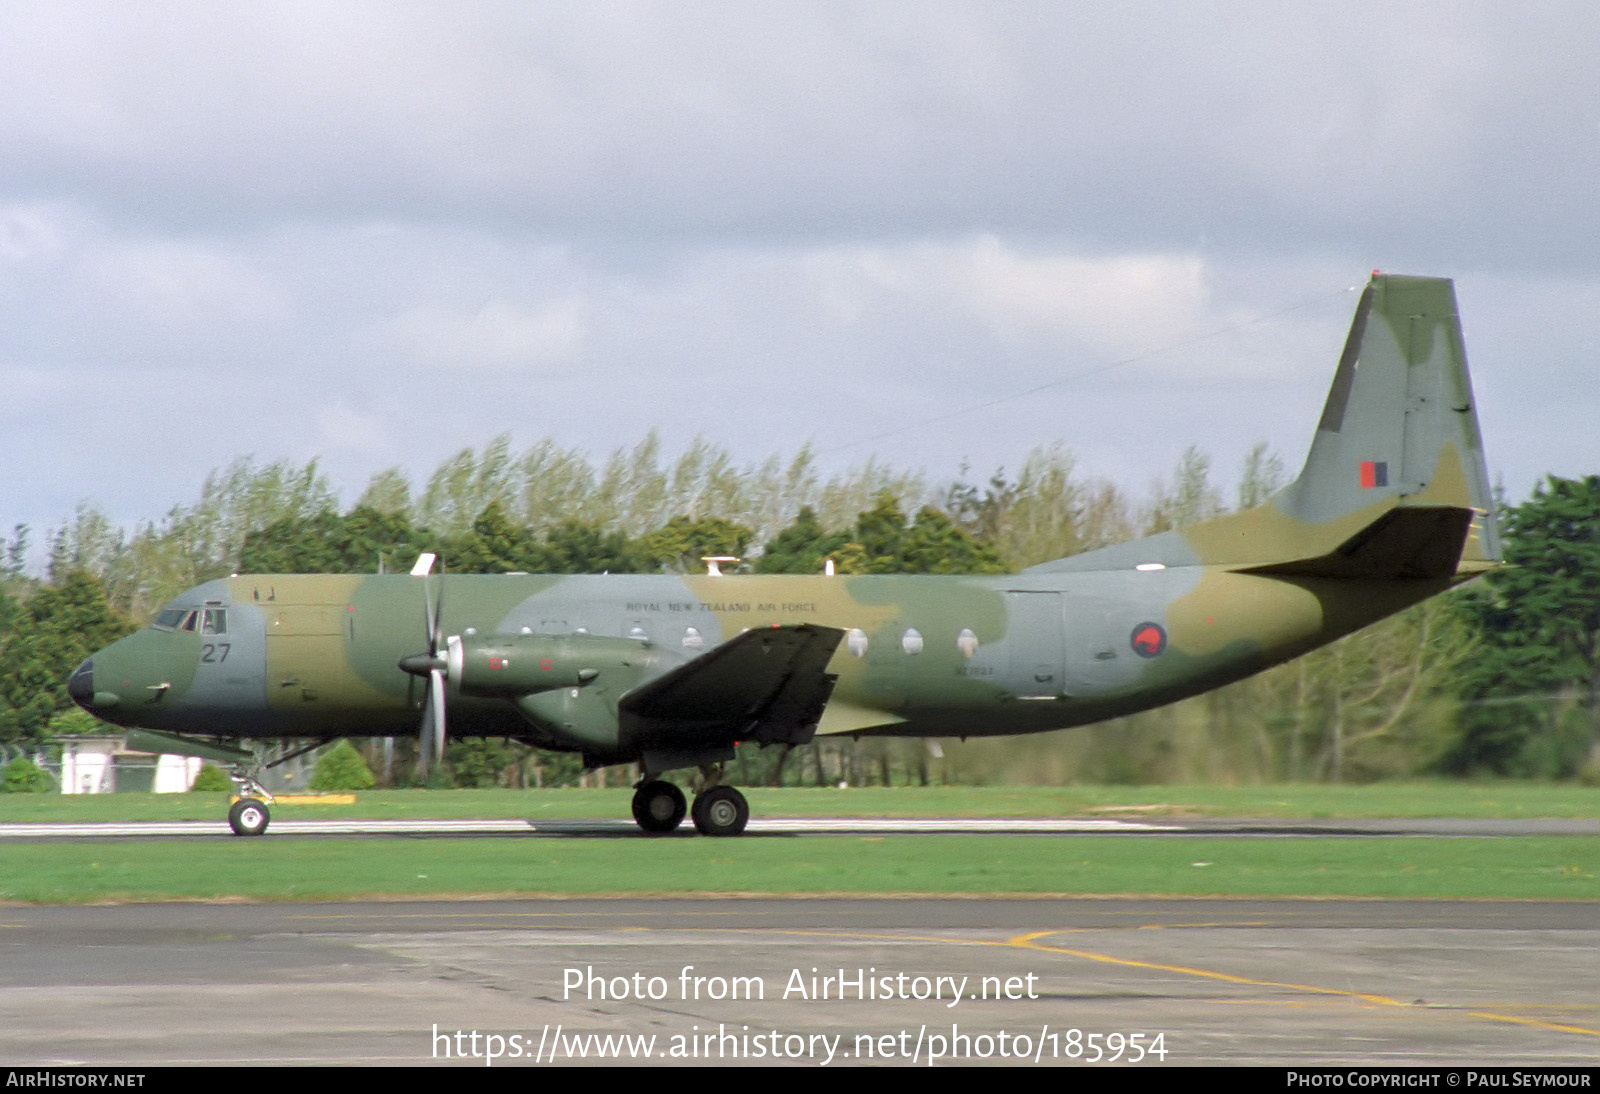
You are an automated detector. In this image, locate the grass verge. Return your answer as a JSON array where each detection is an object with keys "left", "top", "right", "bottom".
[{"left": 1, "top": 835, "right": 1596, "bottom": 904}]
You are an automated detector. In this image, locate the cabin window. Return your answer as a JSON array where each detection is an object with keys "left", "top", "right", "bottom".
[
  {"left": 846, "top": 628, "right": 868, "bottom": 658},
  {"left": 682, "top": 627, "right": 704, "bottom": 649},
  {"left": 957, "top": 628, "right": 979, "bottom": 659},
  {"left": 902, "top": 628, "right": 924, "bottom": 655}
]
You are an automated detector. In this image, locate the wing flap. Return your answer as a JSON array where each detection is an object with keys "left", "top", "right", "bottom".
[{"left": 620, "top": 623, "right": 844, "bottom": 747}]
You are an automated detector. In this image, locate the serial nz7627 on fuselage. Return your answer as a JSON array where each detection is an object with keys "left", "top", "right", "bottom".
[{"left": 70, "top": 274, "right": 1500, "bottom": 837}]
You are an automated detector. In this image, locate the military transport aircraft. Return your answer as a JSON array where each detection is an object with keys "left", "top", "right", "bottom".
[{"left": 68, "top": 274, "right": 1499, "bottom": 837}]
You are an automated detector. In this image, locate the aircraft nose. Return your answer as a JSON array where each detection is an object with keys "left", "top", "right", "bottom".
[
  {"left": 67, "top": 659, "right": 94, "bottom": 709},
  {"left": 66, "top": 658, "right": 121, "bottom": 714}
]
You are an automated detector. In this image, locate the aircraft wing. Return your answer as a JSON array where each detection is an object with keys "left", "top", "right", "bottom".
[{"left": 619, "top": 623, "right": 844, "bottom": 748}]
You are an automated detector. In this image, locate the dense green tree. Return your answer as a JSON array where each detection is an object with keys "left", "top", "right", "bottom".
[
  {"left": 754, "top": 507, "right": 849, "bottom": 574},
  {"left": 0, "top": 582, "right": 16, "bottom": 642},
  {"left": 899, "top": 506, "right": 1007, "bottom": 574},
  {"left": 240, "top": 506, "right": 425, "bottom": 574},
  {"left": 445, "top": 738, "right": 523, "bottom": 788},
  {"left": 845, "top": 495, "right": 1006, "bottom": 575},
  {"left": 0, "top": 572, "right": 134, "bottom": 744},
  {"left": 540, "top": 521, "right": 642, "bottom": 574},
  {"left": 445, "top": 502, "right": 546, "bottom": 574},
  {"left": 637, "top": 515, "right": 754, "bottom": 572},
  {"left": 1450, "top": 476, "right": 1600, "bottom": 776},
  {"left": 756, "top": 496, "right": 1005, "bottom": 577}
]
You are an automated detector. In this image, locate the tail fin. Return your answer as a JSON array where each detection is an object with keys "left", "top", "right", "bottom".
[
  {"left": 1277, "top": 275, "right": 1498, "bottom": 551},
  {"left": 1184, "top": 273, "right": 1500, "bottom": 575}
]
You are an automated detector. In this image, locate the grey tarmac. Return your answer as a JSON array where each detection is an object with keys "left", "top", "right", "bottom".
[{"left": 1, "top": 896, "right": 1595, "bottom": 1067}]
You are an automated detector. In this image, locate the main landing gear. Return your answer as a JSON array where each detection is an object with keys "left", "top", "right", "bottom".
[
  {"left": 691, "top": 785, "right": 749, "bottom": 837},
  {"left": 629, "top": 776, "right": 749, "bottom": 837},
  {"left": 631, "top": 780, "right": 687, "bottom": 833}
]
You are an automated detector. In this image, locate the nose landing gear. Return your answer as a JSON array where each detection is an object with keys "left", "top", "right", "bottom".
[
  {"left": 227, "top": 765, "right": 273, "bottom": 837},
  {"left": 227, "top": 796, "right": 271, "bottom": 836}
]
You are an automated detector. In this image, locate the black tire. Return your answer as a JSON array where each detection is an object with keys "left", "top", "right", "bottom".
[
  {"left": 228, "top": 797, "right": 270, "bottom": 837},
  {"left": 631, "top": 780, "right": 687, "bottom": 834},
  {"left": 690, "top": 786, "right": 749, "bottom": 837}
]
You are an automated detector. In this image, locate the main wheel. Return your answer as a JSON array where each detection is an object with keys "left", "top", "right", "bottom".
[
  {"left": 228, "top": 797, "right": 270, "bottom": 837},
  {"left": 690, "top": 786, "right": 749, "bottom": 837},
  {"left": 631, "top": 780, "right": 687, "bottom": 834}
]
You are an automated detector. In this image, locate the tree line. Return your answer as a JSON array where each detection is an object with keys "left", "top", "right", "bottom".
[{"left": 2, "top": 434, "right": 1596, "bottom": 786}]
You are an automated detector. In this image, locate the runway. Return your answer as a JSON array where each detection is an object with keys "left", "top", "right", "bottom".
[
  {"left": 2, "top": 896, "right": 1596, "bottom": 1066},
  {"left": 2, "top": 816, "right": 1174, "bottom": 839},
  {"left": 3, "top": 816, "right": 1595, "bottom": 840}
]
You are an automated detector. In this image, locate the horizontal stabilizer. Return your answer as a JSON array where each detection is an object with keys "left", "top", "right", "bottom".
[
  {"left": 620, "top": 623, "right": 844, "bottom": 744},
  {"left": 1236, "top": 505, "right": 1476, "bottom": 581}
]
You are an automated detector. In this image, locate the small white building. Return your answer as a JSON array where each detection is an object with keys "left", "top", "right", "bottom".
[{"left": 54, "top": 736, "right": 203, "bottom": 794}]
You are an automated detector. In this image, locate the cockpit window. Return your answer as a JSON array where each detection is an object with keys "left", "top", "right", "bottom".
[{"left": 153, "top": 607, "right": 214, "bottom": 632}]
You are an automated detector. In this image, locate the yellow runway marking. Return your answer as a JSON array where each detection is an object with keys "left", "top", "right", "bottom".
[
  {"left": 1009, "top": 928, "right": 1600, "bottom": 1040},
  {"left": 632, "top": 924, "right": 1600, "bottom": 1041}
]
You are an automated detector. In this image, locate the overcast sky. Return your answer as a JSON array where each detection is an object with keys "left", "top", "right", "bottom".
[{"left": 3, "top": 1, "right": 1597, "bottom": 555}]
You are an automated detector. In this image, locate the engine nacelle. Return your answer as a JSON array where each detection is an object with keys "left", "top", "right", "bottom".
[{"left": 450, "top": 632, "right": 649, "bottom": 696}]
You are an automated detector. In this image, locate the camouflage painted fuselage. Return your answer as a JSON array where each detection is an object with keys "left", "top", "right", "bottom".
[
  {"left": 72, "top": 543, "right": 1471, "bottom": 761},
  {"left": 71, "top": 273, "right": 1499, "bottom": 774}
]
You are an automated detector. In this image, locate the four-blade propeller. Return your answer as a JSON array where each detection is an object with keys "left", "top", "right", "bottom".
[{"left": 397, "top": 553, "right": 449, "bottom": 777}]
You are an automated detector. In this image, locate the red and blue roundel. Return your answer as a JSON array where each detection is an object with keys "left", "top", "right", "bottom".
[{"left": 1130, "top": 622, "right": 1167, "bottom": 658}]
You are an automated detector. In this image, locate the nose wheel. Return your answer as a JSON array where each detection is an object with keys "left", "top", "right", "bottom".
[
  {"left": 691, "top": 786, "right": 749, "bottom": 837},
  {"left": 228, "top": 797, "right": 271, "bottom": 837},
  {"left": 227, "top": 765, "right": 273, "bottom": 837}
]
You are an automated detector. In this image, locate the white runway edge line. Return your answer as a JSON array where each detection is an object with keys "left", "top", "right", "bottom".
[{"left": 0, "top": 817, "right": 1177, "bottom": 838}]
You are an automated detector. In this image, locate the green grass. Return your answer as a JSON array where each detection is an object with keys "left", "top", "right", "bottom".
[
  {"left": 3, "top": 784, "right": 1595, "bottom": 904},
  {"left": 1, "top": 835, "right": 1595, "bottom": 904},
  {"left": 2, "top": 781, "right": 1598, "bottom": 823}
]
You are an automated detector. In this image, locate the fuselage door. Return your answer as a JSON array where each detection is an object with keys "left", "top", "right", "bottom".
[
  {"left": 1003, "top": 591, "right": 1065, "bottom": 698},
  {"left": 267, "top": 603, "right": 349, "bottom": 707}
]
